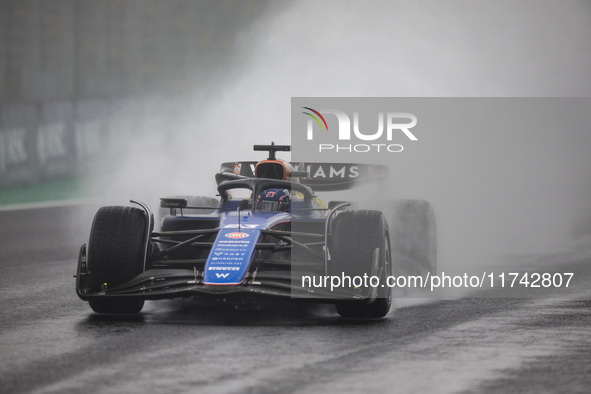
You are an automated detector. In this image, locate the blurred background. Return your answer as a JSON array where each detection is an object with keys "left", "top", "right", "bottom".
[
  {"left": 1, "top": 0, "right": 590, "bottom": 260},
  {"left": 0, "top": 0, "right": 272, "bottom": 199}
]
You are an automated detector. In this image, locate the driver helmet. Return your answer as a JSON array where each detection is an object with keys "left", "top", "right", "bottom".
[{"left": 256, "top": 188, "right": 290, "bottom": 212}]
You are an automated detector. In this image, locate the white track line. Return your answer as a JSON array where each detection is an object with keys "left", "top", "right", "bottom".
[{"left": 0, "top": 199, "right": 96, "bottom": 212}]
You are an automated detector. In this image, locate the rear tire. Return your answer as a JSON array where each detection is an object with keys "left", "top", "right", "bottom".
[
  {"left": 87, "top": 206, "right": 148, "bottom": 314},
  {"left": 329, "top": 210, "right": 392, "bottom": 318}
]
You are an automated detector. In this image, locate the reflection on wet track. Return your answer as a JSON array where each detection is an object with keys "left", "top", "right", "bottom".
[{"left": 1, "top": 205, "right": 590, "bottom": 393}]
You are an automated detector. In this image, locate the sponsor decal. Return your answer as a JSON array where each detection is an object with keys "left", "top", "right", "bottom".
[
  {"left": 225, "top": 232, "right": 250, "bottom": 239},
  {"left": 304, "top": 164, "right": 359, "bottom": 179},
  {"left": 223, "top": 224, "right": 259, "bottom": 229},
  {"left": 205, "top": 227, "right": 259, "bottom": 285}
]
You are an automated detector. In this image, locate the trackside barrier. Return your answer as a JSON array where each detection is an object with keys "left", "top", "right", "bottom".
[{"left": 0, "top": 97, "right": 174, "bottom": 189}]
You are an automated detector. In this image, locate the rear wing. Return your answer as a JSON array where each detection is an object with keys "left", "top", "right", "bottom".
[{"left": 217, "top": 161, "right": 387, "bottom": 191}]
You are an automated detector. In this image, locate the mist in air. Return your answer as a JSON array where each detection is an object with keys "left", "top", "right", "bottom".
[{"left": 89, "top": 0, "right": 591, "bottom": 269}]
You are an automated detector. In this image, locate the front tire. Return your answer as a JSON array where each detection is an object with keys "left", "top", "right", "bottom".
[
  {"left": 329, "top": 210, "right": 392, "bottom": 318},
  {"left": 87, "top": 206, "right": 148, "bottom": 314}
]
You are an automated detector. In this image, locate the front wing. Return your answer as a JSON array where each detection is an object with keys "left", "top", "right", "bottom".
[{"left": 75, "top": 247, "right": 360, "bottom": 304}]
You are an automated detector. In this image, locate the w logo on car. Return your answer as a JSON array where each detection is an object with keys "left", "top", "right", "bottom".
[{"left": 215, "top": 273, "right": 230, "bottom": 279}]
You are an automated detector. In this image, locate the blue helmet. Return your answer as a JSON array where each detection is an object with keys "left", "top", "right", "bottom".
[{"left": 256, "top": 188, "right": 290, "bottom": 212}]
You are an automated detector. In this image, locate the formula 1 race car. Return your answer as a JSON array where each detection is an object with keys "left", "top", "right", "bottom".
[{"left": 75, "top": 144, "right": 436, "bottom": 318}]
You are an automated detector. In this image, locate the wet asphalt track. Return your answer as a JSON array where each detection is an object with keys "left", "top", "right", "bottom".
[{"left": 1, "top": 204, "right": 590, "bottom": 393}]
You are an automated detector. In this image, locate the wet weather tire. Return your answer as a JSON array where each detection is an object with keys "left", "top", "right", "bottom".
[
  {"left": 329, "top": 210, "right": 392, "bottom": 318},
  {"left": 87, "top": 206, "right": 148, "bottom": 314}
]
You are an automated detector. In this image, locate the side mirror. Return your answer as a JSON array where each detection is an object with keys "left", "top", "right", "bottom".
[{"left": 160, "top": 198, "right": 188, "bottom": 209}]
